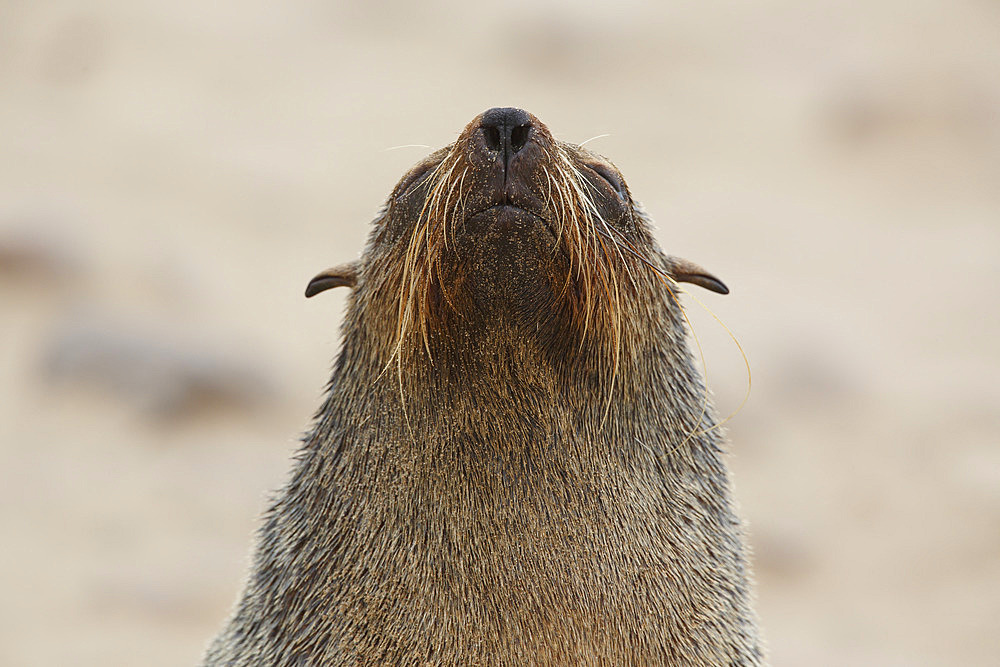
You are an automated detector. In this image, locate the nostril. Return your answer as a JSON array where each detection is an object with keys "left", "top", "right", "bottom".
[
  {"left": 510, "top": 124, "right": 531, "bottom": 154},
  {"left": 480, "top": 108, "right": 533, "bottom": 159},
  {"left": 483, "top": 126, "right": 502, "bottom": 152}
]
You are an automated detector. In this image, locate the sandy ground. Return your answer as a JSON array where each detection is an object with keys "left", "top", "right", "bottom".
[{"left": 2, "top": 1, "right": 999, "bottom": 664}]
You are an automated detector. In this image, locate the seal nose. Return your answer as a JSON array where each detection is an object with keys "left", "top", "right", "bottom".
[{"left": 479, "top": 107, "right": 533, "bottom": 171}]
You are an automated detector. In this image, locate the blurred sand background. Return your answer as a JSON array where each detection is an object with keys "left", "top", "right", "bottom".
[{"left": 2, "top": 1, "right": 999, "bottom": 664}]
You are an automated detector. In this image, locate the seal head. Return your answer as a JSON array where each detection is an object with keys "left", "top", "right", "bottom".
[{"left": 208, "top": 108, "right": 762, "bottom": 666}]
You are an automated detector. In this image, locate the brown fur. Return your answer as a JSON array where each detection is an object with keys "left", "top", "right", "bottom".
[{"left": 204, "top": 109, "right": 763, "bottom": 665}]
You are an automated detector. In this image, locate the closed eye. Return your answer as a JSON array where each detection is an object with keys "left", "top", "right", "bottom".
[
  {"left": 591, "top": 164, "right": 625, "bottom": 199},
  {"left": 396, "top": 163, "right": 436, "bottom": 198}
]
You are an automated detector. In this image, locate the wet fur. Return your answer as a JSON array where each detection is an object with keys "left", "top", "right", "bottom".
[{"left": 205, "top": 111, "right": 763, "bottom": 665}]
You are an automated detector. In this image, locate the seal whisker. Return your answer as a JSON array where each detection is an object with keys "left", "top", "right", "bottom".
[
  {"left": 542, "top": 167, "right": 563, "bottom": 251},
  {"left": 451, "top": 166, "right": 469, "bottom": 250},
  {"left": 578, "top": 133, "right": 612, "bottom": 148},
  {"left": 382, "top": 143, "right": 433, "bottom": 152},
  {"left": 594, "top": 221, "right": 751, "bottom": 450},
  {"left": 395, "top": 150, "right": 461, "bottom": 366},
  {"left": 558, "top": 156, "right": 623, "bottom": 352}
]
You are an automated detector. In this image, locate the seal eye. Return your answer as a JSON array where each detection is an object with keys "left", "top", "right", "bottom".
[
  {"left": 396, "top": 164, "right": 435, "bottom": 198},
  {"left": 591, "top": 164, "right": 625, "bottom": 200}
]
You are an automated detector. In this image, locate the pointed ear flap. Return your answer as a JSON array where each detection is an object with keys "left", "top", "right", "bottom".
[
  {"left": 305, "top": 261, "right": 361, "bottom": 298},
  {"left": 667, "top": 256, "right": 729, "bottom": 295}
]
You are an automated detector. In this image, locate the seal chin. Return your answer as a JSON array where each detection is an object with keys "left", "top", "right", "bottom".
[{"left": 455, "top": 204, "right": 562, "bottom": 315}]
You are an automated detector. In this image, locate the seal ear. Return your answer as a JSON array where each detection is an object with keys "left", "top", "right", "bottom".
[
  {"left": 667, "top": 256, "right": 729, "bottom": 295},
  {"left": 305, "top": 261, "right": 360, "bottom": 298}
]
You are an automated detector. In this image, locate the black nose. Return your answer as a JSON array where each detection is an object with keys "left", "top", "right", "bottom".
[{"left": 480, "top": 107, "right": 533, "bottom": 168}]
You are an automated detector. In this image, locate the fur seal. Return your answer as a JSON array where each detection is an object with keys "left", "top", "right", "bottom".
[{"left": 205, "top": 107, "right": 763, "bottom": 665}]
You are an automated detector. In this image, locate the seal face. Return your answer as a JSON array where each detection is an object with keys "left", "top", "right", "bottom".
[
  {"left": 314, "top": 108, "right": 725, "bottom": 369},
  {"left": 207, "top": 108, "right": 762, "bottom": 666},
  {"left": 466, "top": 112, "right": 627, "bottom": 328},
  {"left": 373, "top": 106, "right": 644, "bottom": 353}
]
